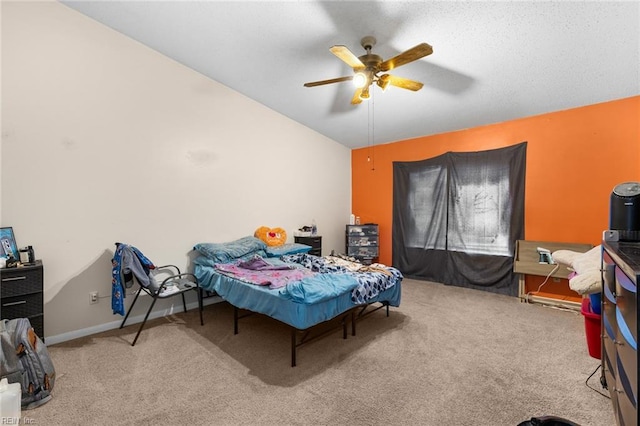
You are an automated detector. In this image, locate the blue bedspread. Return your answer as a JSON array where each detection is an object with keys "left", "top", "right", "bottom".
[
  {"left": 281, "top": 253, "right": 403, "bottom": 305},
  {"left": 281, "top": 273, "right": 359, "bottom": 304},
  {"left": 193, "top": 255, "right": 402, "bottom": 330}
]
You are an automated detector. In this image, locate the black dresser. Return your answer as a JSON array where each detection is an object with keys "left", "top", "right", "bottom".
[
  {"left": 601, "top": 242, "right": 640, "bottom": 425},
  {"left": 1, "top": 260, "right": 45, "bottom": 339}
]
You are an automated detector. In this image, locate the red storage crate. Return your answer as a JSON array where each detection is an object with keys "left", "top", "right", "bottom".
[{"left": 581, "top": 297, "right": 601, "bottom": 360}]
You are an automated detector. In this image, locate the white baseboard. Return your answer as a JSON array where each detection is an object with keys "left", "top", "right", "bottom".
[{"left": 45, "top": 296, "right": 222, "bottom": 346}]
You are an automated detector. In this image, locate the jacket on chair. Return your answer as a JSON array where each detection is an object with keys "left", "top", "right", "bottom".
[{"left": 111, "top": 243, "right": 156, "bottom": 316}]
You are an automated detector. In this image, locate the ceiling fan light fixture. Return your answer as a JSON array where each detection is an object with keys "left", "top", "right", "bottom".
[
  {"left": 353, "top": 71, "right": 368, "bottom": 88},
  {"left": 359, "top": 86, "right": 370, "bottom": 100},
  {"left": 377, "top": 74, "right": 391, "bottom": 91}
]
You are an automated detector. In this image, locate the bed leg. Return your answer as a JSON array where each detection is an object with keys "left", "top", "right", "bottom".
[
  {"left": 234, "top": 306, "right": 239, "bottom": 335},
  {"left": 291, "top": 328, "right": 297, "bottom": 367},
  {"left": 352, "top": 310, "right": 356, "bottom": 336},
  {"left": 342, "top": 316, "right": 347, "bottom": 339},
  {"left": 386, "top": 302, "right": 389, "bottom": 317}
]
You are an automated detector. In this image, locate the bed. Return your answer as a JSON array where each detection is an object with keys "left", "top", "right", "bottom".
[{"left": 192, "top": 236, "right": 402, "bottom": 366}]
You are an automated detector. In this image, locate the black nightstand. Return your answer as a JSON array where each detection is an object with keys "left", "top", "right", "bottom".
[
  {"left": 295, "top": 236, "right": 322, "bottom": 256},
  {"left": 1, "top": 260, "right": 45, "bottom": 339}
]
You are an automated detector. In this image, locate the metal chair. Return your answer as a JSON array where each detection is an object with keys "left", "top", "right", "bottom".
[{"left": 116, "top": 246, "right": 204, "bottom": 346}]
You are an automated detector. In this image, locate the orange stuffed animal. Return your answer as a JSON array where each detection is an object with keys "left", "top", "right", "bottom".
[{"left": 254, "top": 226, "right": 287, "bottom": 247}]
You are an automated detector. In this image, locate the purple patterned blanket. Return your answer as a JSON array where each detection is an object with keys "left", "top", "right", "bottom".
[{"left": 214, "top": 259, "right": 314, "bottom": 289}]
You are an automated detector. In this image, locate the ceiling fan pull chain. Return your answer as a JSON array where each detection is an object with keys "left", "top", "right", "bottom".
[{"left": 367, "top": 91, "right": 376, "bottom": 171}]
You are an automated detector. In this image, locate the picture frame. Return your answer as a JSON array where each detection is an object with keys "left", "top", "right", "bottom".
[{"left": 0, "top": 227, "right": 19, "bottom": 259}]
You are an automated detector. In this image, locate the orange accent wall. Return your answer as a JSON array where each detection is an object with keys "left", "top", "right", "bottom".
[{"left": 352, "top": 96, "right": 640, "bottom": 266}]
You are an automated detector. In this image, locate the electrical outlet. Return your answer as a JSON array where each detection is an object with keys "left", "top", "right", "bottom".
[{"left": 90, "top": 291, "right": 99, "bottom": 304}]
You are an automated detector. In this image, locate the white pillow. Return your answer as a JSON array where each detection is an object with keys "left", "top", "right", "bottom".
[
  {"left": 551, "top": 245, "right": 601, "bottom": 295},
  {"left": 569, "top": 270, "right": 602, "bottom": 295},
  {"left": 572, "top": 245, "right": 601, "bottom": 275},
  {"left": 551, "top": 250, "right": 582, "bottom": 268}
]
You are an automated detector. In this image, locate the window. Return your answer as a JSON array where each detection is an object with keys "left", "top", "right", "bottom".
[{"left": 392, "top": 142, "right": 526, "bottom": 296}]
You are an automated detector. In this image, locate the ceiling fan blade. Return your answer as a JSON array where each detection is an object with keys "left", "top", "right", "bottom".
[
  {"left": 351, "top": 88, "right": 363, "bottom": 105},
  {"left": 330, "top": 45, "right": 365, "bottom": 69},
  {"left": 380, "top": 43, "right": 433, "bottom": 72},
  {"left": 387, "top": 75, "right": 424, "bottom": 91},
  {"left": 304, "top": 76, "right": 353, "bottom": 88}
]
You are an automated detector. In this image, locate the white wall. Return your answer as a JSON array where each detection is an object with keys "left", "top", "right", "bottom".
[{"left": 1, "top": 1, "right": 352, "bottom": 342}]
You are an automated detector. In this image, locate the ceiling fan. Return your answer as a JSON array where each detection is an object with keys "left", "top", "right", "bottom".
[{"left": 303, "top": 36, "right": 433, "bottom": 105}]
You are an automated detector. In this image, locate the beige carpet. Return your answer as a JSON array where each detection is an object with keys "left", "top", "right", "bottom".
[{"left": 24, "top": 279, "right": 613, "bottom": 426}]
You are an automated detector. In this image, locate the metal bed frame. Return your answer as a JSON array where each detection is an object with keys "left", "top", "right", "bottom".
[{"left": 232, "top": 300, "right": 391, "bottom": 367}]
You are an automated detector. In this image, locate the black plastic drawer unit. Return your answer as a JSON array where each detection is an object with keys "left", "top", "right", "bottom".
[{"left": 346, "top": 224, "right": 379, "bottom": 265}]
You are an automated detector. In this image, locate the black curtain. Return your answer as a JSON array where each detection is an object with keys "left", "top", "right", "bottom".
[{"left": 392, "top": 142, "right": 526, "bottom": 296}]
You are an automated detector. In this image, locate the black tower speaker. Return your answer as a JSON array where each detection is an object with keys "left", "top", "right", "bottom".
[{"left": 610, "top": 181, "right": 640, "bottom": 241}]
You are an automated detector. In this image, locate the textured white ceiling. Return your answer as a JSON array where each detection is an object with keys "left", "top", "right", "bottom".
[{"left": 61, "top": 1, "right": 640, "bottom": 149}]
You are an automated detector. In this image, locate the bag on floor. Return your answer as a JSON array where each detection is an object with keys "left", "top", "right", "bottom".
[
  {"left": 517, "top": 416, "right": 580, "bottom": 426},
  {"left": 0, "top": 318, "right": 55, "bottom": 409}
]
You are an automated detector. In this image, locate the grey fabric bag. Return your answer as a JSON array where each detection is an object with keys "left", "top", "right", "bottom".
[{"left": 0, "top": 318, "right": 55, "bottom": 409}]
